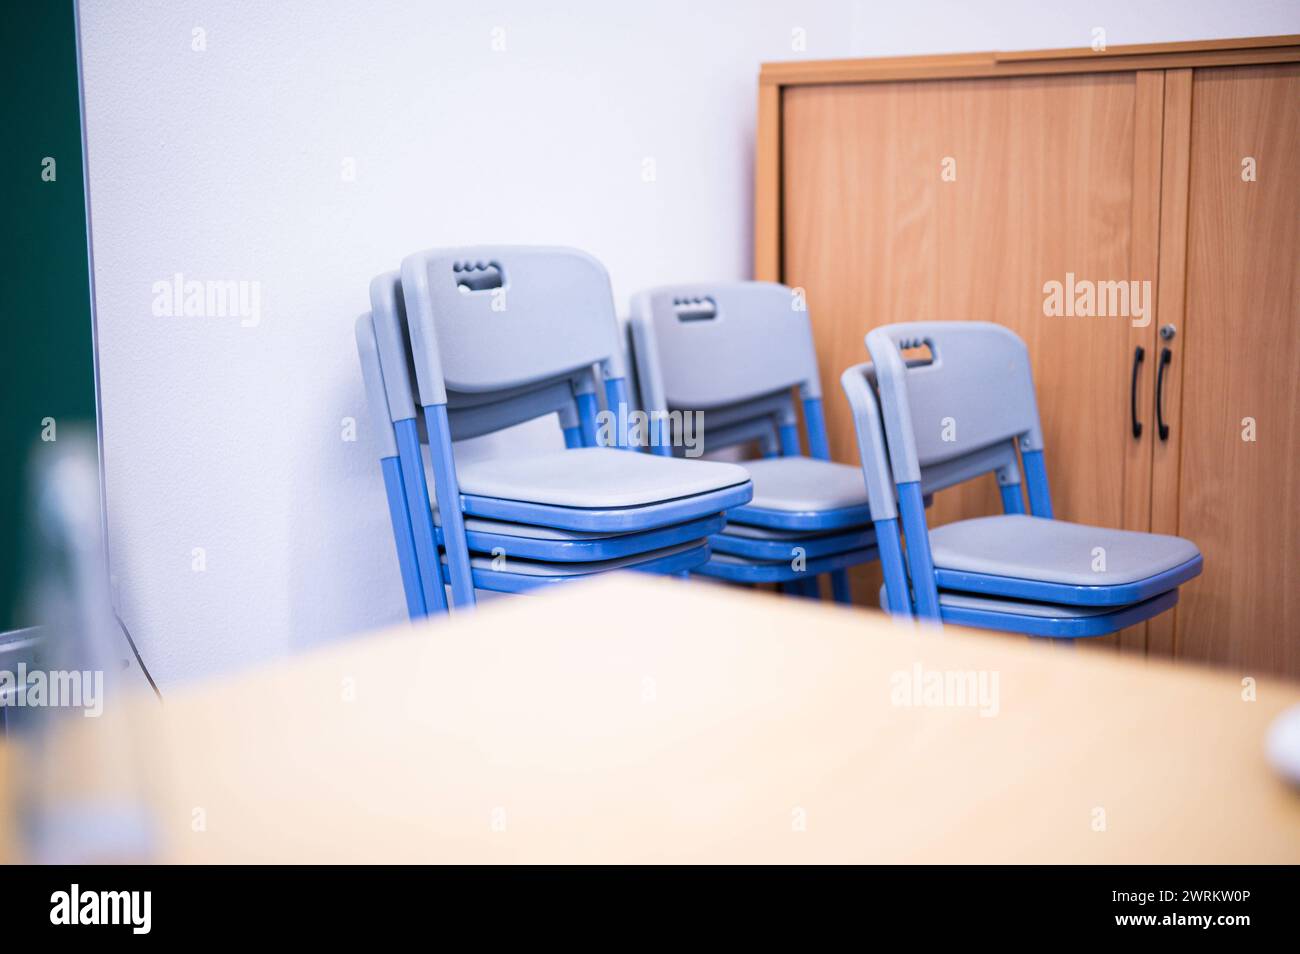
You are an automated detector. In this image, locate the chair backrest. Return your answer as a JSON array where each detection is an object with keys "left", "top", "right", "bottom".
[
  {"left": 629, "top": 281, "right": 820, "bottom": 413},
  {"left": 355, "top": 312, "right": 400, "bottom": 460},
  {"left": 865, "top": 321, "right": 1042, "bottom": 495},
  {"left": 628, "top": 281, "right": 829, "bottom": 460},
  {"left": 840, "top": 361, "right": 913, "bottom": 616},
  {"left": 399, "top": 246, "right": 626, "bottom": 407},
  {"left": 838, "top": 362, "right": 899, "bottom": 524},
  {"left": 369, "top": 271, "right": 581, "bottom": 442},
  {"left": 368, "top": 273, "right": 421, "bottom": 424}
]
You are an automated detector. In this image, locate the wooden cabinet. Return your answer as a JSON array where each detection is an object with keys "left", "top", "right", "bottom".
[
  {"left": 1159, "top": 64, "right": 1300, "bottom": 677},
  {"left": 756, "top": 38, "right": 1300, "bottom": 677}
]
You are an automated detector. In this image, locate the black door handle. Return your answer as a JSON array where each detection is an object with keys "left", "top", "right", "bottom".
[
  {"left": 1130, "top": 346, "right": 1145, "bottom": 438},
  {"left": 1156, "top": 346, "right": 1172, "bottom": 441}
]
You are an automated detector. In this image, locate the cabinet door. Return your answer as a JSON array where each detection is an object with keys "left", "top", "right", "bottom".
[
  {"left": 1165, "top": 64, "right": 1300, "bottom": 678},
  {"left": 781, "top": 73, "right": 1163, "bottom": 634}
]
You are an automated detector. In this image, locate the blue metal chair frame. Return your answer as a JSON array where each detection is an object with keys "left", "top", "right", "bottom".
[
  {"left": 457, "top": 485, "right": 751, "bottom": 533},
  {"left": 433, "top": 513, "right": 726, "bottom": 563},
  {"left": 934, "top": 589, "right": 1181, "bottom": 639},
  {"left": 708, "top": 524, "right": 876, "bottom": 561},
  {"left": 443, "top": 541, "right": 713, "bottom": 595},
  {"left": 695, "top": 544, "right": 880, "bottom": 586}
]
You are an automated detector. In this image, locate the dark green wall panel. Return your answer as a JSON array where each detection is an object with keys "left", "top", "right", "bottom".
[{"left": 1, "top": 3, "right": 98, "bottom": 629}]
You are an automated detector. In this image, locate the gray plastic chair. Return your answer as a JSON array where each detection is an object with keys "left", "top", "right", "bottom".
[
  {"left": 360, "top": 308, "right": 724, "bottom": 613},
  {"left": 854, "top": 322, "right": 1202, "bottom": 637},
  {"left": 629, "top": 281, "right": 877, "bottom": 601},
  {"left": 393, "top": 247, "right": 753, "bottom": 608}
]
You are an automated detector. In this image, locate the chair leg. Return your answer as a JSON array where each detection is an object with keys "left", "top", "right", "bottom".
[
  {"left": 423, "top": 405, "right": 476, "bottom": 608},
  {"left": 394, "top": 419, "right": 448, "bottom": 614},
  {"left": 380, "top": 456, "right": 426, "bottom": 619},
  {"left": 777, "top": 578, "right": 820, "bottom": 598},
  {"left": 830, "top": 569, "right": 852, "bottom": 604},
  {"left": 780, "top": 579, "right": 811, "bottom": 597}
]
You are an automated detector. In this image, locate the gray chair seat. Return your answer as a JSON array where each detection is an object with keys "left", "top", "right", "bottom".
[
  {"left": 928, "top": 515, "right": 1200, "bottom": 587},
  {"left": 736, "top": 456, "right": 870, "bottom": 512},
  {"left": 441, "top": 540, "right": 700, "bottom": 576},
  {"left": 456, "top": 448, "right": 749, "bottom": 508}
]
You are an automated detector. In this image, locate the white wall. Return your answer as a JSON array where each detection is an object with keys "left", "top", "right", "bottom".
[{"left": 79, "top": 0, "right": 1300, "bottom": 686}]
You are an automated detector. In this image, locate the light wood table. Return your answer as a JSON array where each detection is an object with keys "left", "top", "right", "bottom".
[{"left": 47, "top": 576, "right": 1300, "bottom": 862}]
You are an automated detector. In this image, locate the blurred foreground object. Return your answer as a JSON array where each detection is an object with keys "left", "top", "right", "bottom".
[
  {"left": 138, "top": 575, "right": 1300, "bottom": 862},
  {"left": 15, "top": 431, "right": 156, "bottom": 863}
]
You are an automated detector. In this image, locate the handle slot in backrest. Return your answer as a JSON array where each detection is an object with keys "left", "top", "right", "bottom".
[
  {"left": 630, "top": 282, "right": 820, "bottom": 412},
  {"left": 672, "top": 296, "right": 718, "bottom": 322},
  {"left": 899, "top": 339, "right": 935, "bottom": 366},
  {"left": 454, "top": 261, "right": 505, "bottom": 293}
]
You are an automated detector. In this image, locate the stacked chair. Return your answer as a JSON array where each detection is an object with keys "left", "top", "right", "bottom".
[
  {"left": 840, "top": 321, "right": 1202, "bottom": 638},
  {"left": 356, "top": 247, "right": 754, "bottom": 615},
  {"left": 628, "top": 282, "right": 879, "bottom": 603}
]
